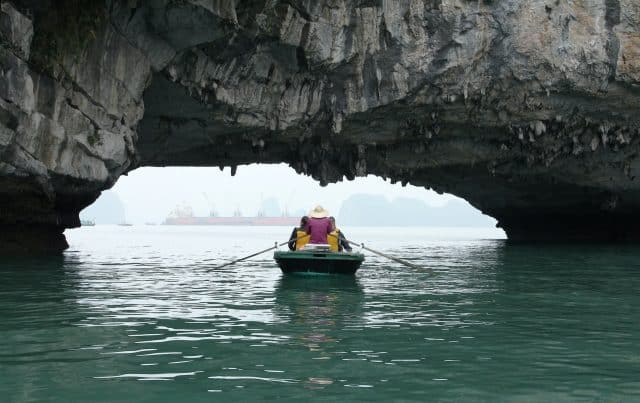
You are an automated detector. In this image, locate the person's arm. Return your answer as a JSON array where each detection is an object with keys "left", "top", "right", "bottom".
[
  {"left": 288, "top": 227, "right": 297, "bottom": 251},
  {"left": 339, "top": 231, "right": 352, "bottom": 252}
]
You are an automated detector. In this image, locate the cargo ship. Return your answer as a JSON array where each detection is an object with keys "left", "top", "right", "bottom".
[{"left": 163, "top": 205, "right": 300, "bottom": 226}]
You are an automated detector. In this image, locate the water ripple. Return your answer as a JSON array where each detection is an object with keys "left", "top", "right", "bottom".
[{"left": 0, "top": 227, "right": 638, "bottom": 401}]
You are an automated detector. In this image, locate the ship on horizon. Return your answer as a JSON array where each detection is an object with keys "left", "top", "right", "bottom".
[{"left": 163, "top": 204, "right": 300, "bottom": 226}]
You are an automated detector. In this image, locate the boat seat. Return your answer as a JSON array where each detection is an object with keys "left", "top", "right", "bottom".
[{"left": 301, "top": 244, "right": 331, "bottom": 252}]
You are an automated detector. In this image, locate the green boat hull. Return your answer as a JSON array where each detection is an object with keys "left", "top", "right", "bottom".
[{"left": 274, "top": 250, "right": 365, "bottom": 275}]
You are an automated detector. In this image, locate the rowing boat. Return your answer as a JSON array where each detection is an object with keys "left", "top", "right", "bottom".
[{"left": 273, "top": 248, "right": 365, "bottom": 275}]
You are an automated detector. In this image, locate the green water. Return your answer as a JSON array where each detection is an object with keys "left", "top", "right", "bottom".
[{"left": 1, "top": 226, "right": 639, "bottom": 402}]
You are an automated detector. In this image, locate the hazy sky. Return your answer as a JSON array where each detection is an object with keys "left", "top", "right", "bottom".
[{"left": 107, "top": 163, "right": 465, "bottom": 224}]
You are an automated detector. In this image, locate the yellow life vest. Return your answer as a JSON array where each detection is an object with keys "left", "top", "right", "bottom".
[
  {"left": 328, "top": 230, "right": 340, "bottom": 252},
  {"left": 295, "top": 230, "right": 310, "bottom": 250}
]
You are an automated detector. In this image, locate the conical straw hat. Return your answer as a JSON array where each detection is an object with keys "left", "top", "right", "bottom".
[{"left": 308, "top": 205, "right": 329, "bottom": 218}]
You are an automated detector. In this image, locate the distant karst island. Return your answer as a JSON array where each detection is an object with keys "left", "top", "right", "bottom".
[
  {"left": 338, "top": 194, "right": 496, "bottom": 227},
  {"left": 80, "top": 191, "right": 126, "bottom": 225}
]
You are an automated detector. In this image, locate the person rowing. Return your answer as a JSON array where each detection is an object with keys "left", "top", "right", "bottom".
[
  {"left": 328, "top": 216, "right": 352, "bottom": 252},
  {"left": 305, "top": 205, "right": 332, "bottom": 245},
  {"left": 288, "top": 216, "right": 310, "bottom": 250}
]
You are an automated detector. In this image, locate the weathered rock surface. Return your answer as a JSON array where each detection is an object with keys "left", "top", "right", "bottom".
[{"left": 1, "top": 0, "right": 640, "bottom": 252}]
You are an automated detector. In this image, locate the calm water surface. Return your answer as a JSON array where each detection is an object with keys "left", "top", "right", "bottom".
[{"left": 1, "top": 226, "right": 639, "bottom": 402}]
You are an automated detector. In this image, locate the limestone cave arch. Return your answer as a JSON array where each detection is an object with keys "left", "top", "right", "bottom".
[{"left": 1, "top": 1, "right": 640, "bottom": 252}]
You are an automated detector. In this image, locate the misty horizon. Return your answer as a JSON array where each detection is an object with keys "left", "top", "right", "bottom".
[{"left": 80, "top": 164, "right": 499, "bottom": 230}]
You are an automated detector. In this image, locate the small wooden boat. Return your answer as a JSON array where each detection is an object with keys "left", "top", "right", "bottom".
[{"left": 274, "top": 248, "right": 365, "bottom": 275}]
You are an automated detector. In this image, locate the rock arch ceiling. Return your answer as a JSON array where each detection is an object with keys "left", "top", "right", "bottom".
[{"left": 1, "top": 0, "right": 640, "bottom": 252}]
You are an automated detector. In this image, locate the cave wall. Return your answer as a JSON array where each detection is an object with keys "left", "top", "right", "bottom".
[{"left": 1, "top": 0, "right": 640, "bottom": 252}]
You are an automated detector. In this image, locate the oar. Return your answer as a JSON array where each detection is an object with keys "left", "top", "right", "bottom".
[
  {"left": 355, "top": 241, "right": 432, "bottom": 273},
  {"left": 212, "top": 235, "right": 309, "bottom": 270},
  {"left": 334, "top": 234, "right": 432, "bottom": 273}
]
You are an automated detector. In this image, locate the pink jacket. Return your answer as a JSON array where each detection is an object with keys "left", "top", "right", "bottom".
[{"left": 306, "top": 217, "right": 332, "bottom": 244}]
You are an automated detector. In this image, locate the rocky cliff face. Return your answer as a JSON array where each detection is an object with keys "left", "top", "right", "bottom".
[{"left": 1, "top": 0, "right": 639, "bottom": 252}]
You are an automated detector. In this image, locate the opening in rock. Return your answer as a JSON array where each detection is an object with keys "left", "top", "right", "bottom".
[{"left": 76, "top": 164, "right": 504, "bottom": 237}]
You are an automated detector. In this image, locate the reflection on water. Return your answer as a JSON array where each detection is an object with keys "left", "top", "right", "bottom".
[
  {"left": 274, "top": 276, "right": 365, "bottom": 390},
  {"left": 275, "top": 276, "right": 364, "bottom": 345},
  {"left": 0, "top": 227, "right": 639, "bottom": 401}
]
